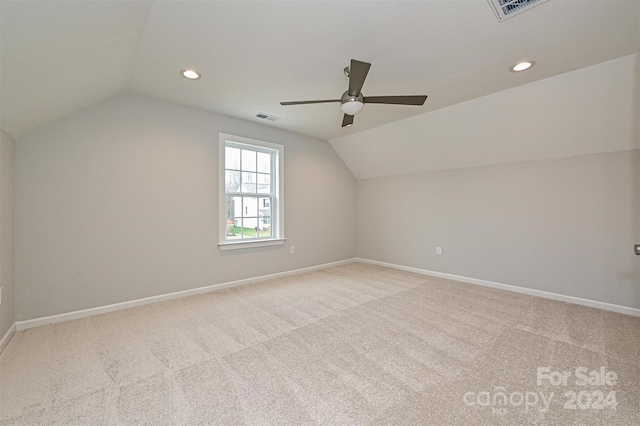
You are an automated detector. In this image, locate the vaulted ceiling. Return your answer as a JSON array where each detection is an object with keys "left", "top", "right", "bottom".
[{"left": 1, "top": 1, "right": 639, "bottom": 141}]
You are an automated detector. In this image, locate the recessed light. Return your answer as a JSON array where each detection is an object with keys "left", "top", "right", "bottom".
[
  {"left": 180, "top": 69, "right": 201, "bottom": 80},
  {"left": 510, "top": 61, "right": 535, "bottom": 72}
]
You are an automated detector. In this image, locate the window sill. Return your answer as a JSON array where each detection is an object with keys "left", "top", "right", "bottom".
[{"left": 218, "top": 238, "right": 286, "bottom": 251}]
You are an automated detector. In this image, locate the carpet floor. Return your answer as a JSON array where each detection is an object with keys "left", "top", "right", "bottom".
[{"left": 1, "top": 262, "right": 638, "bottom": 425}]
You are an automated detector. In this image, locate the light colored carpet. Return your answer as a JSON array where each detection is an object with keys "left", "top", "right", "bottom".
[{"left": 1, "top": 262, "right": 638, "bottom": 425}]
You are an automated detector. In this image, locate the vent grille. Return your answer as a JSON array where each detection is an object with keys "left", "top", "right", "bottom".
[
  {"left": 488, "top": 0, "right": 549, "bottom": 21},
  {"left": 256, "top": 112, "right": 281, "bottom": 122}
]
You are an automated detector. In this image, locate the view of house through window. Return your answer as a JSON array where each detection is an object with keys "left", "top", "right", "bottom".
[{"left": 220, "top": 134, "right": 283, "bottom": 246}]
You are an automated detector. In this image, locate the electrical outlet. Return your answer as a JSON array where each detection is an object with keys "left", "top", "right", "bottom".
[
  {"left": 290, "top": 245, "right": 295, "bottom": 254},
  {"left": 436, "top": 247, "right": 442, "bottom": 255}
]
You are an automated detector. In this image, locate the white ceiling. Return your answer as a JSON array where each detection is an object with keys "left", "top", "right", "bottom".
[
  {"left": 330, "top": 54, "right": 639, "bottom": 179},
  {"left": 1, "top": 1, "right": 639, "bottom": 141}
]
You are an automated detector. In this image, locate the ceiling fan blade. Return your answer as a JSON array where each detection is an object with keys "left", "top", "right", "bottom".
[
  {"left": 280, "top": 99, "right": 340, "bottom": 106},
  {"left": 348, "top": 59, "right": 371, "bottom": 97},
  {"left": 363, "top": 95, "right": 428, "bottom": 105},
  {"left": 341, "top": 114, "right": 354, "bottom": 127}
]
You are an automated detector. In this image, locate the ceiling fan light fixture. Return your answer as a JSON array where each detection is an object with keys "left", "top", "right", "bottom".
[
  {"left": 180, "top": 69, "right": 201, "bottom": 80},
  {"left": 510, "top": 61, "right": 535, "bottom": 72},
  {"left": 340, "top": 100, "right": 364, "bottom": 115},
  {"left": 279, "top": 59, "right": 428, "bottom": 128}
]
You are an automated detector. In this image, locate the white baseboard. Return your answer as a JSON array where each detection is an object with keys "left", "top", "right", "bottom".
[
  {"left": 357, "top": 258, "right": 640, "bottom": 317},
  {"left": 15, "top": 258, "right": 357, "bottom": 331},
  {"left": 14, "top": 256, "right": 638, "bottom": 332},
  {"left": 0, "top": 322, "right": 16, "bottom": 354}
]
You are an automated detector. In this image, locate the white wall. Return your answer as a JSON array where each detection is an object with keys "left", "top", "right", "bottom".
[
  {"left": 15, "top": 94, "right": 356, "bottom": 321},
  {"left": 0, "top": 130, "right": 16, "bottom": 338},
  {"left": 357, "top": 150, "right": 639, "bottom": 309}
]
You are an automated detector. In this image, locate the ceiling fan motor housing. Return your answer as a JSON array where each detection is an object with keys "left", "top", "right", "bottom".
[{"left": 340, "top": 90, "right": 364, "bottom": 115}]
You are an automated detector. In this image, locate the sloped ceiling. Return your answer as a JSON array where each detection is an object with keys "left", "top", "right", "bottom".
[
  {"left": 330, "top": 54, "right": 639, "bottom": 179},
  {"left": 0, "top": 1, "right": 153, "bottom": 139},
  {"left": 1, "top": 1, "right": 639, "bottom": 142}
]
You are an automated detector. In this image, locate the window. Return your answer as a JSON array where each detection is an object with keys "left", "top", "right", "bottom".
[{"left": 219, "top": 133, "right": 284, "bottom": 250}]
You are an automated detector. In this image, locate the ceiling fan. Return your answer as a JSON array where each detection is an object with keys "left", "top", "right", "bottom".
[{"left": 280, "top": 59, "right": 428, "bottom": 128}]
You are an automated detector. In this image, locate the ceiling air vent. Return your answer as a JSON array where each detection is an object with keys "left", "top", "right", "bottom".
[
  {"left": 256, "top": 112, "right": 281, "bottom": 122},
  {"left": 488, "top": 0, "right": 549, "bottom": 21}
]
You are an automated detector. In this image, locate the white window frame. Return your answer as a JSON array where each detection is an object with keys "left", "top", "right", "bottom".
[{"left": 218, "top": 133, "right": 285, "bottom": 250}]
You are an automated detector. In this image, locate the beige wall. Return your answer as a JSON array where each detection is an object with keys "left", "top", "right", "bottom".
[
  {"left": 0, "top": 130, "right": 16, "bottom": 338},
  {"left": 357, "top": 150, "right": 640, "bottom": 309},
  {"left": 15, "top": 94, "right": 356, "bottom": 321}
]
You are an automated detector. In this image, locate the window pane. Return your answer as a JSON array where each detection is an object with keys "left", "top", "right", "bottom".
[
  {"left": 258, "top": 198, "right": 271, "bottom": 238},
  {"left": 225, "top": 196, "right": 242, "bottom": 240},
  {"left": 242, "top": 218, "right": 256, "bottom": 238},
  {"left": 226, "top": 196, "right": 242, "bottom": 221},
  {"left": 243, "top": 197, "right": 258, "bottom": 218},
  {"left": 256, "top": 173, "right": 271, "bottom": 194},
  {"left": 225, "top": 170, "right": 240, "bottom": 192},
  {"left": 225, "top": 147, "right": 241, "bottom": 170},
  {"left": 259, "top": 197, "right": 271, "bottom": 213},
  {"left": 227, "top": 212, "right": 242, "bottom": 240},
  {"left": 225, "top": 197, "right": 242, "bottom": 239},
  {"left": 257, "top": 152, "right": 271, "bottom": 173},
  {"left": 241, "top": 172, "right": 257, "bottom": 193},
  {"left": 233, "top": 218, "right": 244, "bottom": 239},
  {"left": 241, "top": 149, "right": 257, "bottom": 172},
  {"left": 257, "top": 217, "right": 272, "bottom": 238}
]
